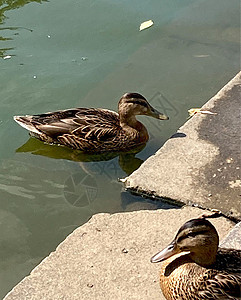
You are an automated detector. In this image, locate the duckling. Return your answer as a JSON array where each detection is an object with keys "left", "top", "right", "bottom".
[
  {"left": 151, "top": 218, "right": 241, "bottom": 300},
  {"left": 14, "top": 93, "right": 168, "bottom": 153}
]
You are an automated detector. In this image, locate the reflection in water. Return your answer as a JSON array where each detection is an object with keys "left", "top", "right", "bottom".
[
  {"left": 0, "top": 0, "right": 47, "bottom": 57},
  {"left": 16, "top": 137, "right": 144, "bottom": 176}
]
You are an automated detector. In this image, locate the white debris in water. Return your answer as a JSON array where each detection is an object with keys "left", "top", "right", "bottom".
[
  {"left": 33, "top": 75, "right": 37, "bottom": 79},
  {"left": 3, "top": 55, "right": 11, "bottom": 60},
  {"left": 118, "top": 177, "right": 127, "bottom": 183},
  {"left": 193, "top": 55, "right": 210, "bottom": 58},
  {"left": 188, "top": 108, "right": 217, "bottom": 117},
  {"left": 139, "top": 20, "right": 154, "bottom": 31},
  {"left": 47, "top": 35, "right": 51, "bottom": 38}
]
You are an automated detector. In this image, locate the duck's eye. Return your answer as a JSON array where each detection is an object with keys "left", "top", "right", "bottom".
[
  {"left": 187, "top": 230, "right": 208, "bottom": 239},
  {"left": 187, "top": 232, "right": 197, "bottom": 238},
  {"left": 126, "top": 99, "right": 148, "bottom": 108},
  {"left": 176, "top": 235, "right": 185, "bottom": 243}
]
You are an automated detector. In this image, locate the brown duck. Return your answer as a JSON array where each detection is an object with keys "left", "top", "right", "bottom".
[
  {"left": 14, "top": 93, "right": 168, "bottom": 153},
  {"left": 151, "top": 218, "right": 241, "bottom": 300}
]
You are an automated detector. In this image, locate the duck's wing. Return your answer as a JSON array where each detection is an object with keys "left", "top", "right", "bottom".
[
  {"left": 198, "top": 272, "right": 241, "bottom": 299},
  {"left": 14, "top": 108, "right": 121, "bottom": 143},
  {"left": 74, "top": 108, "right": 120, "bottom": 140}
]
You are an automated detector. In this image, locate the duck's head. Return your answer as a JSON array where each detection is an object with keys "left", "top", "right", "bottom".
[
  {"left": 151, "top": 218, "right": 219, "bottom": 267},
  {"left": 118, "top": 93, "right": 169, "bottom": 123}
]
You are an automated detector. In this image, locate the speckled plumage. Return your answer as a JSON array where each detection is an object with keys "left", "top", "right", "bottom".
[
  {"left": 14, "top": 93, "right": 168, "bottom": 153},
  {"left": 151, "top": 218, "right": 241, "bottom": 300}
]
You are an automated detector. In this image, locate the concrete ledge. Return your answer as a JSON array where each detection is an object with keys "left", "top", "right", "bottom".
[
  {"left": 4, "top": 207, "right": 235, "bottom": 300},
  {"left": 221, "top": 222, "right": 241, "bottom": 250},
  {"left": 124, "top": 72, "right": 241, "bottom": 220}
]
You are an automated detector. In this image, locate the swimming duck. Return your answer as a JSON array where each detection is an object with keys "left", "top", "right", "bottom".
[
  {"left": 151, "top": 218, "right": 241, "bottom": 300},
  {"left": 14, "top": 93, "right": 168, "bottom": 153}
]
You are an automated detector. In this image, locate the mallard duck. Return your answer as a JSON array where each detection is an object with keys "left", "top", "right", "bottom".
[
  {"left": 14, "top": 93, "right": 168, "bottom": 153},
  {"left": 151, "top": 218, "right": 241, "bottom": 300}
]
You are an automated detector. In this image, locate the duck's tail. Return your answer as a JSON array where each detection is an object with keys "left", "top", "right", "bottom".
[{"left": 14, "top": 115, "right": 42, "bottom": 135}]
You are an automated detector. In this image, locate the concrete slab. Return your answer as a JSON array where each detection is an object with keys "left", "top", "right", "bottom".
[
  {"left": 124, "top": 72, "right": 241, "bottom": 220},
  {"left": 4, "top": 207, "right": 234, "bottom": 300},
  {"left": 221, "top": 222, "right": 241, "bottom": 250}
]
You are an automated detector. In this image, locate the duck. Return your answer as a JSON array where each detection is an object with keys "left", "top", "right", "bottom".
[
  {"left": 14, "top": 92, "right": 168, "bottom": 153},
  {"left": 151, "top": 218, "right": 241, "bottom": 300}
]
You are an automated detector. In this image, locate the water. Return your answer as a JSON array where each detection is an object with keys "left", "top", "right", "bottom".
[{"left": 0, "top": 0, "right": 239, "bottom": 297}]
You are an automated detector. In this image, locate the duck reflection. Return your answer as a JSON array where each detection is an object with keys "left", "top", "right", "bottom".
[{"left": 16, "top": 137, "right": 144, "bottom": 176}]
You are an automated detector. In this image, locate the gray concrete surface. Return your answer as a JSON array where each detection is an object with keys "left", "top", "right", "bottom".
[
  {"left": 221, "top": 222, "right": 241, "bottom": 250},
  {"left": 124, "top": 72, "right": 241, "bottom": 220},
  {"left": 4, "top": 207, "right": 235, "bottom": 300}
]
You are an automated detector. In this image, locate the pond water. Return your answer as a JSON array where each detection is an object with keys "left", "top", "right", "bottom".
[{"left": 0, "top": 0, "right": 239, "bottom": 297}]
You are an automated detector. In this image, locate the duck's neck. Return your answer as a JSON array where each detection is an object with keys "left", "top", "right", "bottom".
[
  {"left": 190, "top": 249, "right": 217, "bottom": 267},
  {"left": 120, "top": 114, "right": 149, "bottom": 143}
]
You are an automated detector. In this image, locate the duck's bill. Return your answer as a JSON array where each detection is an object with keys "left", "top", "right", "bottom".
[
  {"left": 151, "top": 241, "right": 178, "bottom": 263},
  {"left": 149, "top": 107, "right": 169, "bottom": 120}
]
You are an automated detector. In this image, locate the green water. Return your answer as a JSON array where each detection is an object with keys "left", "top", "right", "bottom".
[{"left": 0, "top": 0, "right": 240, "bottom": 297}]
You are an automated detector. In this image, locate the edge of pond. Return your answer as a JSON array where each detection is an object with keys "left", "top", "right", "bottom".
[{"left": 124, "top": 71, "right": 241, "bottom": 221}]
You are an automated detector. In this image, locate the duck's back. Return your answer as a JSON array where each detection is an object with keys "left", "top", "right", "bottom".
[{"left": 15, "top": 108, "right": 126, "bottom": 152}]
